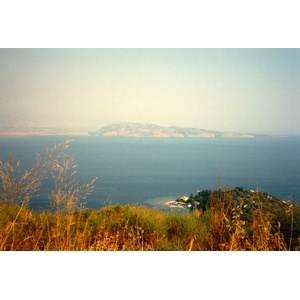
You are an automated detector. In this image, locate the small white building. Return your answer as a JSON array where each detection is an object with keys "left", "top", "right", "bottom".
[{"left": 181, "top": 196, "right": 189, "bottom": 202}]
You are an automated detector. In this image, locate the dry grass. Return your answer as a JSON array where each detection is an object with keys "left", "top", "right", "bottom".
[{"left": 0, "top": 199, "right": 295, "bottom": 251}]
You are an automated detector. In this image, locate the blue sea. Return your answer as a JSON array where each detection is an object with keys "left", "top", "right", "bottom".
[{"left": 0, "top": 136, "right": 299, "bottom": 211}]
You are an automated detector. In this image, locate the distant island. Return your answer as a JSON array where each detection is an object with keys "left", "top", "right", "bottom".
[{"left": 89, "top": 122, "right": 256, "bottom": 138}]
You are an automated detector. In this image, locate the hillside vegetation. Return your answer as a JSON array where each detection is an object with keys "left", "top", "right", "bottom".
[{"left": 1, "top": 141, "right": 299, "bottom": 251}]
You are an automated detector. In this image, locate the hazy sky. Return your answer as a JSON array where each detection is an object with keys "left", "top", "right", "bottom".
[{"left": 1, "top": 48, "right": 300, "bottom": 134}]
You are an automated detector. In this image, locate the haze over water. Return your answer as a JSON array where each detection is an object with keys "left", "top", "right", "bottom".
[
  {"left": 1, "top": 49, "right": 300, "bottom": 209},
  {"left": 1, "top": 49, "right": 300, "bottom": 136}
]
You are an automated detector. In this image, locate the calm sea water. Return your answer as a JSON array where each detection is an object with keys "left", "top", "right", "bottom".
[{"left": 0, "top": 136, "right": 299, "bottom": 210}]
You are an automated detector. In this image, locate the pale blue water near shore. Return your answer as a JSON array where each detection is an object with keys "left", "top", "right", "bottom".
[{"left": 0, "top": 136, "right": 299, "bottom": 211}]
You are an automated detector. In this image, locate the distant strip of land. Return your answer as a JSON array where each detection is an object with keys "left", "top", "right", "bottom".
[
  {"left": 0, "top": 131, "right": 89, "bottom": 136},
  {"left": 0, "top": 122, "right": 257, "bottom": 138}
]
